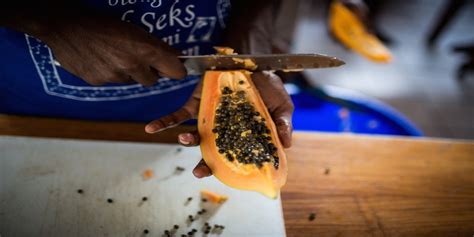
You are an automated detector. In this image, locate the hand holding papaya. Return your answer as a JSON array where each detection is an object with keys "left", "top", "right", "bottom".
[{"left": 145, "top": 71, "right": 294, "bottom": 178}]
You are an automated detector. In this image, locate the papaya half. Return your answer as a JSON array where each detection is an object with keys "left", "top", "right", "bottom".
[{"left": 198, "top": 70, "right": 287, "bottom": 199}]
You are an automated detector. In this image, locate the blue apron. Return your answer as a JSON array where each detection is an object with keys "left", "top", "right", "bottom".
[{"left": 0, "top": 0, "right": 231, "bottom": 122}]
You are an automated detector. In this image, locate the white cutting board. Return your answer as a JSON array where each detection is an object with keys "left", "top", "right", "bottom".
[{"left": 0, "top": 136, "right": 286, "bottom": 237}]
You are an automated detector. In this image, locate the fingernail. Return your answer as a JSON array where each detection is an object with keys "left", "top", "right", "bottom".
[
  {"left": 178, "top": 133, "right": 190, "bottom": 145},
  {"left": 145, "top": 124, "right": 162, "bottom": 133},
  {"left": 193, "top": 168, "right": 203, "bottom": 178},
  {"left": 193, "top": 167, "right": 211, "bottom": 178}
]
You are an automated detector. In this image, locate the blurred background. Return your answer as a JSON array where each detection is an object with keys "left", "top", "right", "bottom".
[{"left": 277, "top": 0, "right": 474, "bottom": 139}]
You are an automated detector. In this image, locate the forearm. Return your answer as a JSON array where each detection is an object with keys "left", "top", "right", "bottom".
[
  {"left": 0, "top": 1, "right": 92, "bottom": 40},
  {"left": 0, "top": 2, "right": 48, "bottom": 37}
]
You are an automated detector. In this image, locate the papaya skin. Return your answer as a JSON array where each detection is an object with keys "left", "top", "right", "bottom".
[{"left": 198, "top": 70, "right": 288, "bottom": 198}]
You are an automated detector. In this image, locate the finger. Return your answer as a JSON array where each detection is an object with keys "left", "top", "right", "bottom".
[
  {"left": 121, "top": 75, "right": 137, "bottom": 84},
  {"left": 149, "top": 41, "right": 187, "bottom": 80},
  {"left": 82, "top": 77, "right": 105, "bottom": 86},
  {"left": 192, "top": 159, "right": 212, "bottom": 178},
  {"left": 104, "top": 73, "right": 135, "bottom": 84},
  {"left": 273, "top": 112, "right": 293, "bottom": 148},
  {"left": 252, "top": 71, "right": 294, "bottom": 148},
  {"left": 131, "top": 65, "right": 159, "bottom": 87},
  {"left": 177, "top": 131, "right": 200, "bottom": 147},
  {"left": 67, "top": 67, "right": 106, "bottom": 86},
  {"left": 145, "top": 108, "right": 193, "bottom": 133}
]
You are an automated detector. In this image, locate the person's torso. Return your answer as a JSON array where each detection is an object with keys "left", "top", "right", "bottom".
[{"left": 0, "top": 0, "right": 231, "bottom": 122}]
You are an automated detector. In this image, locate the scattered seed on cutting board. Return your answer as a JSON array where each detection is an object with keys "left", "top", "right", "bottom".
[
  {"left": 176, "top": 166, "right": 185, "bottom": 171},
  {"left": 143, "top": 229, "right": 149, "bottom": 234},
  {"left": 174, "top": 224, "right": 179, "bottom": 229},
  {"left": 324, "top": 168, "right": 330, "bottom": 175},
  {"left": 308, "top": 212, "right": 316, "bottom": 221},
  {"left": 214, "top": 225, "right": 224, "bottom": 229},
  {"left": 142, "top": 197, "right": 148, "bottom": 201},
  {"left": 107, "top": 198, "right": 113, "bottom": 203},
  {"left": 201, "top": 198, "right": 207, "bottom": 202},
  {"left": 77, "top": 189, "right": 83, "bottom": 194}
]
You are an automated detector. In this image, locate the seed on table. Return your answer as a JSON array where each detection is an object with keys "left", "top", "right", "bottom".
[
  {"left": 77, "top": 189, "right": 83, "bottom": 194},
  {"left": 142, "top": 197, "right": 148, "bottom": 201},
  {"left": 164, "top": 230, "right": 170, "bottom": 234},
  {"left": 174, "top": 224, "right": 179, "bottom": 229},
  {"left": 143, "top": 229, "right": 149, "bottom": 234},
  {"left": 202, "top": 198, "right": 207, "bottom": 202},
  {"left": 107, "top": 198, "right": 113, "bottom": 203},
  {"left": 308, "top": 212, "right": 316, "bottom": 221},
  {"left": 187, "top": 197, "right": 193, "bottom": 202},
  {"left": 176, "top": 166, "right": 185, "bottom": 171}
]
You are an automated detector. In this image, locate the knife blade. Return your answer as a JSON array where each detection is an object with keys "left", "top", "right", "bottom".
[{"left": 178, "top": 54, "right": 345, "bottom": 75}]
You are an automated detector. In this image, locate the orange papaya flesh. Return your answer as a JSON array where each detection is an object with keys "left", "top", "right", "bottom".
[
  {"left": 200, "top": 190, "right": 228, "bottom": 204},
  {"left": 198, "top": 70, "right": 287, "bottom": 199},
  {"left": 329, "top": 1, "right": 392, "bottom": 63}
]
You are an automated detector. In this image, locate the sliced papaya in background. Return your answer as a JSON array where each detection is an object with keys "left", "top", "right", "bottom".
[
  {"left": 329, "top": 1, "right": 392, "bottom": 63},
  {"left": 198, "top": 70, "right": 287, "bottom": 199}
]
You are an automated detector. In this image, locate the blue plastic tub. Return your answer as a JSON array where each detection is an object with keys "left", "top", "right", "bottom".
[{"left": 288, "top": 84, "right": 422, "bottom": 136}]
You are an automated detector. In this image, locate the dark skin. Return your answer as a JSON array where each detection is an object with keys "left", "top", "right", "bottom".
[
  {"left": 40, "top": 15, "right": 187, "bottom": 86},
  {"left": 1, "top": 3, "right": 186, "bottom": 86},
  {"left": 1, "top": 1, "right": 294, "bottom": 178}
]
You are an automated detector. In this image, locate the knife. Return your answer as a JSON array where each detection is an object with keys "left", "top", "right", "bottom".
[{"left": 178, "top": 54, "right": 345, "bottom": 75}]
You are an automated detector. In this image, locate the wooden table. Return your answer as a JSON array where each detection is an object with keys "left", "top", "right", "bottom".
[{"left": 1, "top": 115, "right": 473, "bottom": 237}]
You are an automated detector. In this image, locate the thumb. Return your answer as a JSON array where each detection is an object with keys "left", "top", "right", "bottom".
[{"left": 272, "top": 109, "right": 293, "bottom": 148}]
